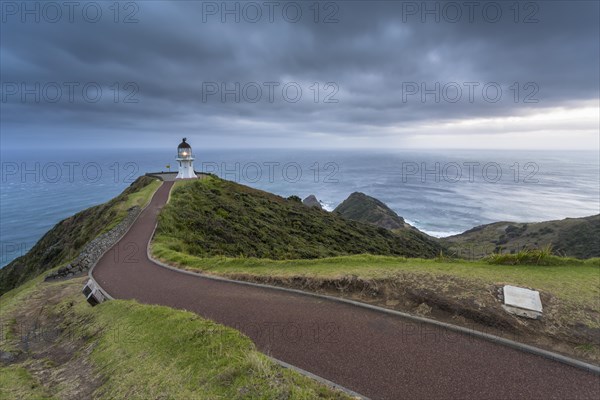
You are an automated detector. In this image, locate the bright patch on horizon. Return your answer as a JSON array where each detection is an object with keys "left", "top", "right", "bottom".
[{"left": 400, "top": 103, "right": 599, "bottom": 150}]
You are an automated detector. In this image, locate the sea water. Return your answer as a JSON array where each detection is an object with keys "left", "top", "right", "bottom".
[{"left": 1, "top": 148, "right": 598, "bottom": 268}]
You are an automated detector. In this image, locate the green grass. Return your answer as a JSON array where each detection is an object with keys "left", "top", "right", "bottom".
[
  {"left": 156, "top": 177, "right": 599, "bottom": 308},
  {"left": 0, "top": 366, "right": 56, "bottom": 400},
  {"left": 0, "top": 277, "right": 351, "bottom": 399},
  {"left": 0, "top": 272, "right": 64, "bottom": 398},
  {"left": 80, "top": 302, "right": 346, "bottom": 399},
  {"left": 485, "top": 246, "right": 584, "bottom": 266},
  {"left": 151, "top": 246, "right": 600, "bottom": 309},
  {"left": 1, "top": 176, "right": 350, "bottom": 399},
  {"left": 156, "top": 176, "right": 443, "bottom": 260},
  {"left": 102, "top": 178, "right": 162, "bottom": 233},
  {"left": 0, "top": 268, "right": 55, "bottom": 317}
]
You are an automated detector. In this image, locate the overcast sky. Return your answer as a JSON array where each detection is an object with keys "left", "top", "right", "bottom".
[{"left": 1, "top": 1, "right": 598, "bottom": 150}]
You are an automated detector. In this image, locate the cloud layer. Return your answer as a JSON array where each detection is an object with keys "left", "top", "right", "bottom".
[{"left": 1, "top": 1, "right": 598, "bottom": 149}]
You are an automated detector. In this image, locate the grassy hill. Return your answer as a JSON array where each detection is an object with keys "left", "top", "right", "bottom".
[
  {"left": 151, "top": 179, "right": 600, "bottom": 362},
  {"left": 0, "top": 175, "right": 353, "bottom": 398},
  {"left": 442, "top": 214, "right": 600, "bottom": 259},
  {"left": 152, "top": 245, "right": 600, "bottom": 363},
  {"left": 155, "top": 176, "right": 444, "bottom": 260},
  {"left": 0, "top": 274, "right": 351, "bottom": 399},
  {"left": 0, "top": 176, "right": 159, "bottom": 295}
]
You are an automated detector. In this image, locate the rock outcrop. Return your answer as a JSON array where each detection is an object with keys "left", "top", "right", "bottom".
[
  {"left": 302, "top": 195, "right": 323, "bottom": 210},
  {"left": 334, "top": 192, "right": 406, "bottom": 230}
]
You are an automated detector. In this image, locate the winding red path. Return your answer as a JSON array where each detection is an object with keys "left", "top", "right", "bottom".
[{"left": 93, "top": 181, "right": 600, "bottom": 399}]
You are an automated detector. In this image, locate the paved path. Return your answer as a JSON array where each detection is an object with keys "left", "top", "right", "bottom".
[{"left": 93, "top": 181, "right": 600, "bottom": 399}]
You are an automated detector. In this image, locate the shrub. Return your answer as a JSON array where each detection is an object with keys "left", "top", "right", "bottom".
[{"left": 486, "top": 245, "right": 583, "bottom": 266}]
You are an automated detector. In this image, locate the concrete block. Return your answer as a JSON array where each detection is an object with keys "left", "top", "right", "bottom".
[{"left": 503, "top": 285, "right": 543, "bottom": 319}]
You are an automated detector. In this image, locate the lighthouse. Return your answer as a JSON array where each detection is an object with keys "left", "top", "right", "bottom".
[{"left": 176, "top": 138, "right": 197, "bottom": 179}]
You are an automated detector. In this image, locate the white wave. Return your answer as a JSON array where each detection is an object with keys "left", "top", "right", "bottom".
[
  {"left": 420, "top": 230, "right": 464, "bottom": 238},
  {"left": 404, "top": 218, "right": 462, "bottom": 238},
  {"left": 320, "top": 200, "right": 335, "bottom": 212}
]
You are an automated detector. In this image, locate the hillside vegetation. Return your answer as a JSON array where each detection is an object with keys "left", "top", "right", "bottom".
[
  {"left": 151, "top": 179, "right": 599, "bottom": 362},
  {"left": 0, "top": 274, "right": 351, "bottom": 399},
  {"left": 155, "top": 176, "right": 444, "bottom": 259},
  {"left": 0, "top": 176, "right": 159, "bottom": 295},
  {"left": 442, "top": 215, "right": 600, "bottom": 259}
]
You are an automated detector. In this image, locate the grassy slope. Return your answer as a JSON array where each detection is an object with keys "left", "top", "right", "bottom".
[
  {"left": 0, "top": 275, "right": 351, "bottom": 399},
  {"left": 0, "top": 366, "right": 55, "bottom": 400},
  {"left": 150, "top": 251, "right": 600, "bottom": 315},
  {"left": 151, "top": 177, "right": 599, "bottom": 360},
  {"left": 152, "top": 247, "right": 600, "bottom": 360},
  {"left": 152, "top": 176, "right": 599, "bottom": 325},
  {"left": 442, "top": 214, "right": 600, "bottom": 259},
  {"left": 155, "top": 176, "right": 443, "bottom": 259},
  {"left": 0, "top": 177, "right": 161, "bottom": 295},
  {"left": 1, "top": 177, "right": 350, "bottom": 398}
]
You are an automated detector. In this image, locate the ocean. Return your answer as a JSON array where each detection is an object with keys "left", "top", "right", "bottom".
[{"left": 1, "top": 148, "right": 598, "bottom": 268}]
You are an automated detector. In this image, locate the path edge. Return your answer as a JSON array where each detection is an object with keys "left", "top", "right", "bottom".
[
  {"left": 90, "top": 178, "right": 600, "bottom": 379},
  {"left": 147, "top": 238, "right": 600, "bottom": 377},
  {"left": 88, "top": 179, "right": 166, "bottom": 300},
  {"left": 270, "top": 357, "right": 369, "bottom": 399},
  {"left": 87, "top": 180, "right": 370, "bottom": 399}
]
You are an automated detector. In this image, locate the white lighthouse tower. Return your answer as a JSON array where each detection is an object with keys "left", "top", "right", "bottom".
[{"left": 176, "top": 138, "right": 197, "bottom": 179}]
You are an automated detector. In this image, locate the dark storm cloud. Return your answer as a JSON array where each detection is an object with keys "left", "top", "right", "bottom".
[{"left": 1, "top": 0, "right": 598, "bottom": 148}]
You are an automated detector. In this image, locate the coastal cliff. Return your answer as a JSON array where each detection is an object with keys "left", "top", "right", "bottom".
[{"left": 0, "top": 176, "right": 158, "bottom": 295}]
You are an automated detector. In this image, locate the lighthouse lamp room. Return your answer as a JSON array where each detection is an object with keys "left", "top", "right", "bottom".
[
  {"left": 144, "top": 138, "right": 200, "bottom": 182},
  {"left": 175, "top": 138, "right": 197, "bottom": 180}
]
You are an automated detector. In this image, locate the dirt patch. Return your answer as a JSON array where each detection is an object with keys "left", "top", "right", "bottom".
[
  {"left": 0, "top": 278, "right": 103, "bottom": 399},
  {"left": 220, "top": 271, "right": 600, "bottom": 364}
]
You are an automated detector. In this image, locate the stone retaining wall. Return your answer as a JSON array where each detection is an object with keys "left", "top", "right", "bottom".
[{"left": 45, "top": 206, "right": 141, "bottom": 281}]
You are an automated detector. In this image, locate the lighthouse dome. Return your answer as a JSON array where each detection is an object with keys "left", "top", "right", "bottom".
[
  {"left": 178, "top": 138, "right": 191, "bottom": 149},
  {"left": 177, "top": 138, "right": 193, "bottom": 159},
  {"left": 175, "top": 137, "right": 197, "bottom": 179}
]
